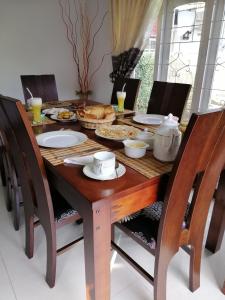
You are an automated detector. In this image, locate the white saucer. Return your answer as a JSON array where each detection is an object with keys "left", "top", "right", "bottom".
[{"left": 83, "top": 163, "right": 126, "bottom": 181}]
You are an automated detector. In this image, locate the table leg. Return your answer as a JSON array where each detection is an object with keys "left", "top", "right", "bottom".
[
  {"left": 206, "top": 170, "right": 225, "bottom": 253},
  {"left": 83, "top": 201, "right": 111, "bottom": 300}
]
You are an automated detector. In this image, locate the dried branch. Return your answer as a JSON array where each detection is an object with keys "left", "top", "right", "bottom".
[{"left": 59, "top": 0, "right": 110, "bottom": 94}]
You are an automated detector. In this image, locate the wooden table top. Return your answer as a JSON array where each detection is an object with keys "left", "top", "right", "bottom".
[{"left": 39, "top": 121, "right": 159, "bottom": 210}]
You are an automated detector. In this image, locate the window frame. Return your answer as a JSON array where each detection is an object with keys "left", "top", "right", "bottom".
[{"left": 154, "top": 0, "right": 225, "bottom": 116}]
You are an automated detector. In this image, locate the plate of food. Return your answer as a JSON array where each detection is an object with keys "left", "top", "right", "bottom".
[
  {"left": 95, "top": 125, "right": 141, "bottom": 141},
  {"left": 42, "top": 108, "right": 69, "bottom": 115},
  {"left": 50, "top": 111, "right": 77, "bottom": 122}
]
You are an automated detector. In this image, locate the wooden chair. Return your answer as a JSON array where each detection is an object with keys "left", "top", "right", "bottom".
[
  {"left": 205, "top": 169, "right": 225, "bottom": 294},
  {"left": 111, "top": 77, "right": 141, "bottom": 110},
  {"left": 0, "top": 137, "right": 6, "bottom": 186},
  {"left": 20, "top": 74, "right": 59, "bottom": 104},
  {"left": 147, "top": 81, "right": 191, "bottom": 121},
  {"left": 0, "top": 124, "right": 22, "bottom": 230},
  {"left": 112, "top": 109, "right": 225, "bottom": 300},
  {"left": 0, "top": 95, "right": 82, "bottom": 287}
]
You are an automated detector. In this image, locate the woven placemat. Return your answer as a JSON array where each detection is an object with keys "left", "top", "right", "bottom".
[
  {"left": 117, "top": 118, "right": 159, "bottom": 133},
  {"left": 42, "top": 100, "right": 72, "bottom": 109},
  {"left": 31, "top": 116, "right": 56, "bottom": 127},
  {"left": 114, "top": 149, "right": 172, "bottom": 179},
  {"left": 40, "top": 139, "right": 109, "bottom": 166},
  {"left": 27, "top": 111, "right": 56, "bottom": 127}
]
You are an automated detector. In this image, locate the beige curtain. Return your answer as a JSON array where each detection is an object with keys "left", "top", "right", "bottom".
[{"left": 110, "top": 0, "right": 163, "bottom": 81}]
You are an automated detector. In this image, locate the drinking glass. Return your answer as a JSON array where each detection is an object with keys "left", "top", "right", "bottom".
[
  {"left": 31, "top": 98, "right": 42, "bottom": 124},
  {"left": 117, "top": 91, "right": 126, "bottom": 112}
]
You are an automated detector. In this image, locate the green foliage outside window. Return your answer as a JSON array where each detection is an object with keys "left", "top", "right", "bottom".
[{"left": 134, "top": 51, "right": 155, "bottom": 112}]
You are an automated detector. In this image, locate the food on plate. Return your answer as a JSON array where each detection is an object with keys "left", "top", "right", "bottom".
[
  {"left": 76, "top": 105, "right": 115, "bottom": 120},
  {"left": 57, "top": 111, "right": 74, "bottom": 120},
  {"left": 96, "top": 125, "right": 140, "bottom": 140}
]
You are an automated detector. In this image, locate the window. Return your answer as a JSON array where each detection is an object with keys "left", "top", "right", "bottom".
[
  {"left": 134, "top": 0, "right": 225, "bottom": 121},
  {"left": 133, "top": 24, "right": 157, "bottom": 112},
  {"left": 201, "top": 1, "right": 225, "bottom": 110}
]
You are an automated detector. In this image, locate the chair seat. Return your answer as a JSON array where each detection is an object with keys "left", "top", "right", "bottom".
[
  {"left": 51, "top": 190, "right": 79, "bottom": 224},
  {"left": 120, "top": 201, "right": 190, "bottom": 250}
]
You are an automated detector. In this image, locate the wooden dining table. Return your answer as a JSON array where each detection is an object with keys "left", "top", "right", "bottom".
[{"left": 33, "top": 99, "right": 170, "bottom": 299}]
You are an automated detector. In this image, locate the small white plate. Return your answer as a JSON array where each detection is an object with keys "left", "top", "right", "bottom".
[
  {"left": 50, "top": 113, "right": 77, "bottom": 122},
  {"left": 133, "top": 114, "right": 165, "bottom": 125},
  {"left": 42, "top": 108, "right": 69, "bottom": 115},
  {"left": 83, "top": 163, "right": 126, "bottom": 180},
  {"left": 36, "top": 131, "right": 87, "bottom": 148}
]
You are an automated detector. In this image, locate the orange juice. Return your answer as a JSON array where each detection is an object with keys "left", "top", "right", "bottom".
[
  {"left": 31, "top": 98, "right": 42, "bottom": 124},
  {"left": 117, "top": 91, "right": 126, "bottom": 112}
]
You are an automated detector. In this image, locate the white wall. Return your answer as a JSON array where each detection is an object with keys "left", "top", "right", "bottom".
[
  {"left": 87, "top": 0, "right": 113, "bottom": 103},
  {"left": 0, "top": 0, "right": 113, "bottom": 103}
]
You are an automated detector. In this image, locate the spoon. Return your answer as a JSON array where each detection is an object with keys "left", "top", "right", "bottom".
[{"left": 115, "top": 160, "right": 119, "bottom": 178}]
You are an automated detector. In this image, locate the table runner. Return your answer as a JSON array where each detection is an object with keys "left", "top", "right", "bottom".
[
  {"left": 40, "top": 139, "right": 109, "bottom": 166},
  {"left": 114, "top": 149, "right": 172, "bottom": 179},
  {"left": 117, "top": 117, "right": 159, "bottom": 133}
]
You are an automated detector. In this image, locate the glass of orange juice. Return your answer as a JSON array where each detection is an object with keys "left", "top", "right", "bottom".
[
  {"left": 117, "top": 91, "right": 126, "bottom": 112},
  {"left": 31, "top": 97, "right": 42, "bottom": 124}
]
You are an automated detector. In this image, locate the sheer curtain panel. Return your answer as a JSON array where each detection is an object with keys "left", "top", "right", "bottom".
[{"left": 110, "top": 0, "right": 163, "bottom": 81}]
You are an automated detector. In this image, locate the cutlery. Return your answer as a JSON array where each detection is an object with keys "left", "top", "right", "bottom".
[{"left": 115, "top": 160, "right": 119, "bottom": 178}]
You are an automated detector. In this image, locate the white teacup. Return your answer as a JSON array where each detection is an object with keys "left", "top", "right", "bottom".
[{"left": 92, "top": 151, "right": 115, "bottom": 176}]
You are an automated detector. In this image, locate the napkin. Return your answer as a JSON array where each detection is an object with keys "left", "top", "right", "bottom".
[{"left": 64, "top": 155, "right": 94, "bottom": 165}]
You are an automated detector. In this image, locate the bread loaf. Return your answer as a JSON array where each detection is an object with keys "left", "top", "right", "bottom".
[{"left": 77, "top": 105, "right": 115, "bottom": 120}]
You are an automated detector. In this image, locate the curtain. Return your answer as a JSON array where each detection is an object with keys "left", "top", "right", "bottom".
[{"left": 110, "top": 0, "right": 163, "bottom": 82}]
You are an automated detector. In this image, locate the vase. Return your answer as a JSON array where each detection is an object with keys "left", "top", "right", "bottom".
[{"left": 76, "top": 90, "right": 92, "bottom": 100}]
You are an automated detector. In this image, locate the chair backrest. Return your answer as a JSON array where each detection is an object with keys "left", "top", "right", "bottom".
[
  {"left": 147, "top": 81, "right": 191, "bottom": 121},
  {"left": 20, "top": 74, "right": 59, "bottom": 103},
  {"left": 111, "top": 77, "right": 141, "bottom": 110},
  {"left": 157, "top": 109, "right": 225, "bottom": 260},
  {"left": 0, "top": 95, "right": 55, "bottom": 229}
]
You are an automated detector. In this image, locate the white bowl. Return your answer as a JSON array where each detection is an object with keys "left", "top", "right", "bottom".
[
  {"left": 123, "top": 139, "right": 148, "bottom": 158},
  {"left": 135, "top": 129, "right": 154, "bottom": 150}
]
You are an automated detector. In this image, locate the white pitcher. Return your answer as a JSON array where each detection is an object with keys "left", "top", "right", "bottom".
[{"left": 153, "top": 114, "right": 181, "bottom": 162}]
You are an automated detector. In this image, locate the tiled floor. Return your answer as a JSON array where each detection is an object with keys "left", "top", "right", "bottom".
[{"left": 0, "top": 182, "right": 225, "bottom": 300}]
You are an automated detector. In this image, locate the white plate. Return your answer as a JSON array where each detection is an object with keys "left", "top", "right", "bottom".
[
  {"left": 133, "top": 114, "right": 165, "bottom": 125},
  {"left": 42, "top": 108, "right": 69, "bottom": 115},
  {"left": 36, "top": 131, "right": 87, "bottom": 148},
  {"left": 83, "top": 163, "right": 126, "bottom": 180},
  {"left": 50, "top": 113, "right": 77, "bottom": 122},
  {"left": 95, "top": 125, "right": 140, "bottom": 141}
]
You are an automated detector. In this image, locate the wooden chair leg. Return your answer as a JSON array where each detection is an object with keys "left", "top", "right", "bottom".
[
  {"left": 189, "top": 244, "right": 201, "bottom": 292},
  {"left": 25, "top": 213, "right": 34, "bottom": 259},
  {"left": 0, "top": 162, "right": 6, "bottom": 186},
  {"left": 12, "top": 187, "right": 21, "bottom": 231},
  {"left": 154, "top": 253, "right": 174, "bottom": 300},
  {"left": 6, "top": 179, "right": 12, "bottom": 211},
  {"left": 45, "top": 226, "right": 57, "bottom": 288},
  {"left": 111, "top": 224, "right": 115, "bottom": 242}
]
